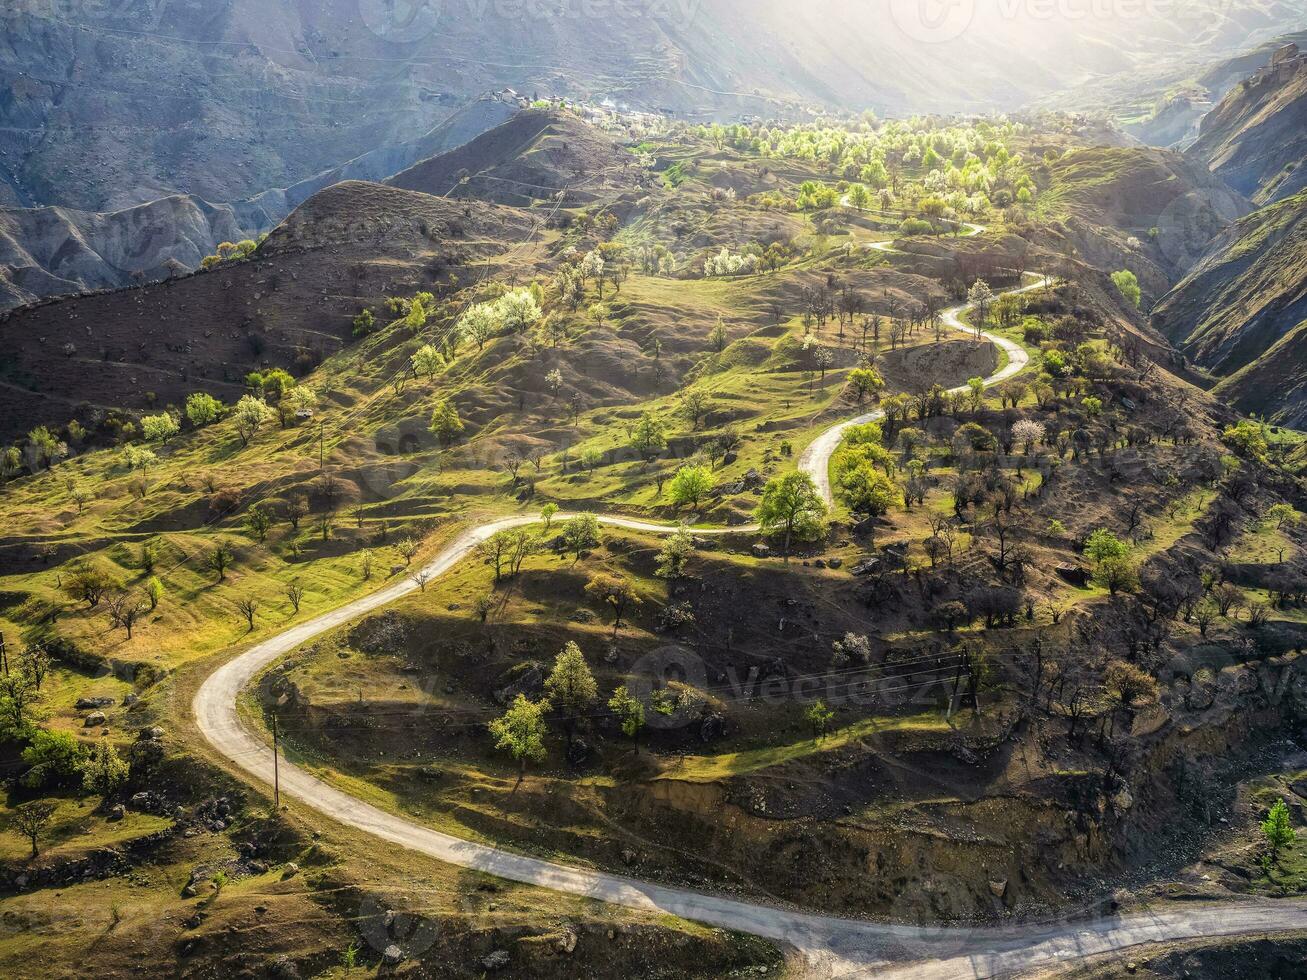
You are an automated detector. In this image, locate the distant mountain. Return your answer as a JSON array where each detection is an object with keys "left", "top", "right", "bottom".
[
  {"left": 1186, "top": 43, "right": 1307, "bottom": 204},
  {"left": 1153, "top": 188, "right": 1307, "bottom": 424},
  {"left": 3, "top": 1, "right": 1301, "bottom": 214},
  {"left": 0, "top": 97, "right": 518, "bottom": 311},
  {"left": 1111, "top": 30, "right": 1307, "bottom": 150}
]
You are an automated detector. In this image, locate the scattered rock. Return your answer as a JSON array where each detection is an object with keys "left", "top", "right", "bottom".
[
  {"left": 181, "top": 883, "right": 198, "bottom": 898},
  {"left": 75, "top": 697, "right": 114, "bottom": 710},
  {"left": 382, "top": 944, "right": 404, "bottom": 966},
  {"left": 84, "top": 711, "right": 107, "bottom": 727},
  {"left": 850, "top": 559, "right": 880, "bottom": 576},
  {"left": 417, "top": 764, "right": 443, "bottom": 781},
  {"left": 482, "top": 950, "right": 510, "bottom": 970}
]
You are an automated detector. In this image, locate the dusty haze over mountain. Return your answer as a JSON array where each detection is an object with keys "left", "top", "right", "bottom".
[{"left": 3, "top": 0, "right": 1301, "bottom": 211}]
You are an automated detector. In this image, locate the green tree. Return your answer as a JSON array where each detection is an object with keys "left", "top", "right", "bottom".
[
  {"left": 608, "top": 685, "right": 645, "bottom": 745},
  {"left": 352, "top": 309, "right": 376, "bottom": 337},
  {"left": 543, "top": 641, "right": 598, "bottom": 749},
  {"left": 1111, "top": 269, "right": 1141, "bottom": 309},
  {"left": 847, "top": 367, "right": 883, "bottom": 403},
  {"left": 141, "top": 413, "right": 179, "bottom": 443},
  {"left": 756, "top": 472, "right": 829, "bottom": 558},
  {"left": 668, "top": 465, "right": 713, "bottom": 510},
  {"left": 488, "top": 694, "right": 549, "bottom": 788},
  {"left": 833, "top": 456, "right": 901, "bottom": 519},
  {"left": 1084, "top": 529, "right": 1129, "bottom": 566},
  {"left": 21, "top": 729, "right": 85, "bottom": 789},
  {"left": 411, "top": 344, "right": 445, "bottom": 380},
  {"left": 585, "top": 572, "right": 642, "bottom": 636},
  {"left": 10, "top": 800, "right": 57, "bottom": 858},
  {"left": 233, "top": 395, "right": 273, "bottom": 447},
  {"left": 186, "top": 392, "right": 223, "bottom": 428},
  {"left": 655, "top": 526, "right": 695, "bottom": 582},
  {"left": 540, "top": 503, "right": 559, "bottom": 532},
  {"left": 144, "top": 575, "right": 164, "bottom": 611},
  {"left": 806, "top": 700, "right": 835, "bottom": 739},
  {"left": 1261, "top": 798, "right": 1297, "bottom": 864},
  {"left": 428, "top": 401, "right": 465, "bottom": 447},
  {"left": 561, "top": 514, "right": 602, "bottom": 561},
  {"left": 81, "top": 739, "right": 130, "bottom": 796},
  {"left": 630, "top": 413, "right": 668, "bottom": 462},
  {"left": 244, "top": 504, "right": 273, "bottom": 543}
]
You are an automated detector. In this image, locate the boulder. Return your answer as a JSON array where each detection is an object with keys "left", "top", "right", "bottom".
[
  {"left": 751, "top": 543, "right": 771, "bottom": 559},
  {"left": 84, "top": 711, "right": 107, "bottom": 727},
  {"left": 989, "top": 879, "right": 1008, "bottom": 899},
  {"left": 382, "top": 945, "right": 404, "bottom": 966},
  {"left": 1055, "top": 565, "right": 1090, "bottom": 587},
  {"left": 493, "top": 662, "right": 545, "bottom": 706},
  {"left": 106, "top": 804, "right": 126, "bottom": 822},
  {"left": 75, "top": 697, "right": 114, "bottom": 710},
  {"left": 566, "top": 738, "right": 591, "bottom": 766},
  {"left": 281, "top": 862, "right": 299, "bottom": 879},
  {"left": 482, "top": 950, "right": 510, "bottom": 971}
]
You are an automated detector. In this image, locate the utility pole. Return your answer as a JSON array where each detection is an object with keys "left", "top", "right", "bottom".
[
  {"left": 0, "top": 631, "right": 7, "bottom": 677},
  {"left": 272, "top": 712, "right": 281, "bottom": 810},
  {"left": 318, "top": 422, "right": 325, "bottom": 471}
]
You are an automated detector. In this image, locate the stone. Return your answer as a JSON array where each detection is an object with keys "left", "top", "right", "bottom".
[
  {"left": 621, "top": 848, "right": 637, "bottom": 866},
  {"left": 145, "top": 726, "right": 165, "bottom": 740},
  {"left": 989, "top": 879, "right": 1008, "bottom": 898},
  {"left": 84, "top": 711, "right": 107, "bottom": 727},
  {"left": 382, "top": 945, "right": 404, "bottom": 966},
  {"left": 828, "top": 557, "right": 843, "bottom": 569},
  {"left": 813, "top": 558, "right": 827, "bottom": 568},
  {"left": 123, "top": 693, "right": 139, "bottom": 706},
  {"left": 751, "top": 543, "right": 771, "bottom": 558},
  {"left": 566, "top": 738, "right": 591, "bottom": 766},
  {"left": 281, "top": 862, "right": 299, "bottom": 879},
  {"left": 1054, "top": 565, "right": 1090, "bottom": 587},
  {"left": 390, "top": 564, "right": 405, "bottom": 577},
  {"left": 482, "top": 950, "right": 510, "bottom": 970},
  {"left": 850, "top": 559, "right": 880, "bottom": 576},
  {"left": 181, "top": 883, "right": 198, "bottom": 898},
  {"left": 75, "top": 697, "right": 114, "bottom": 710},
  {"left": 107, "top": 804, "right": 126, "bottom": 822},
  {"left": 554, "top": 926, "right": 578, "bottom": 954},
  {"left": 417, "top": 764, "right": 443, "bottom": 781}
]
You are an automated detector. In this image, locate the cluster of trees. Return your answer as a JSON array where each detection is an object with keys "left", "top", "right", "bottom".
[
  {"left": 488, "top": 640, "right": 692, "bottom": 785},
  {"left": 199, "top": 237, "right": 261, "bottom": 270},
  {"left": 0, "top": 641, "right": 152, "bottom": 856}
]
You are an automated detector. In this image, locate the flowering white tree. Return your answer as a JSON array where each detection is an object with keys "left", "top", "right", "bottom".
[{"left": 1012, "top": 419, "right": 1045, "bottom": 455}]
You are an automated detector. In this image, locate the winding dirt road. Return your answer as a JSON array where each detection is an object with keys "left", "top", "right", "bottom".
[{"left": 192, "top": 233, "right": 1307, "bottom": 977}]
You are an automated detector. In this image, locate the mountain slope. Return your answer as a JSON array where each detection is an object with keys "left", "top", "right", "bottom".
[
  {"left": 387, "top": 109, "right": 645, "bottom": 205},
  {"left": 0, "top": 97, "right": 519, "bottom": 311},
  {"left": 0, "top": 182, "right": 534, "bottom": 440},
  {"left": 1186, "top": 44, "right": 1307, "bottom": 204},
  {"left": 1152, "top": 188, "right": 1307, "bottom": 423}
]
